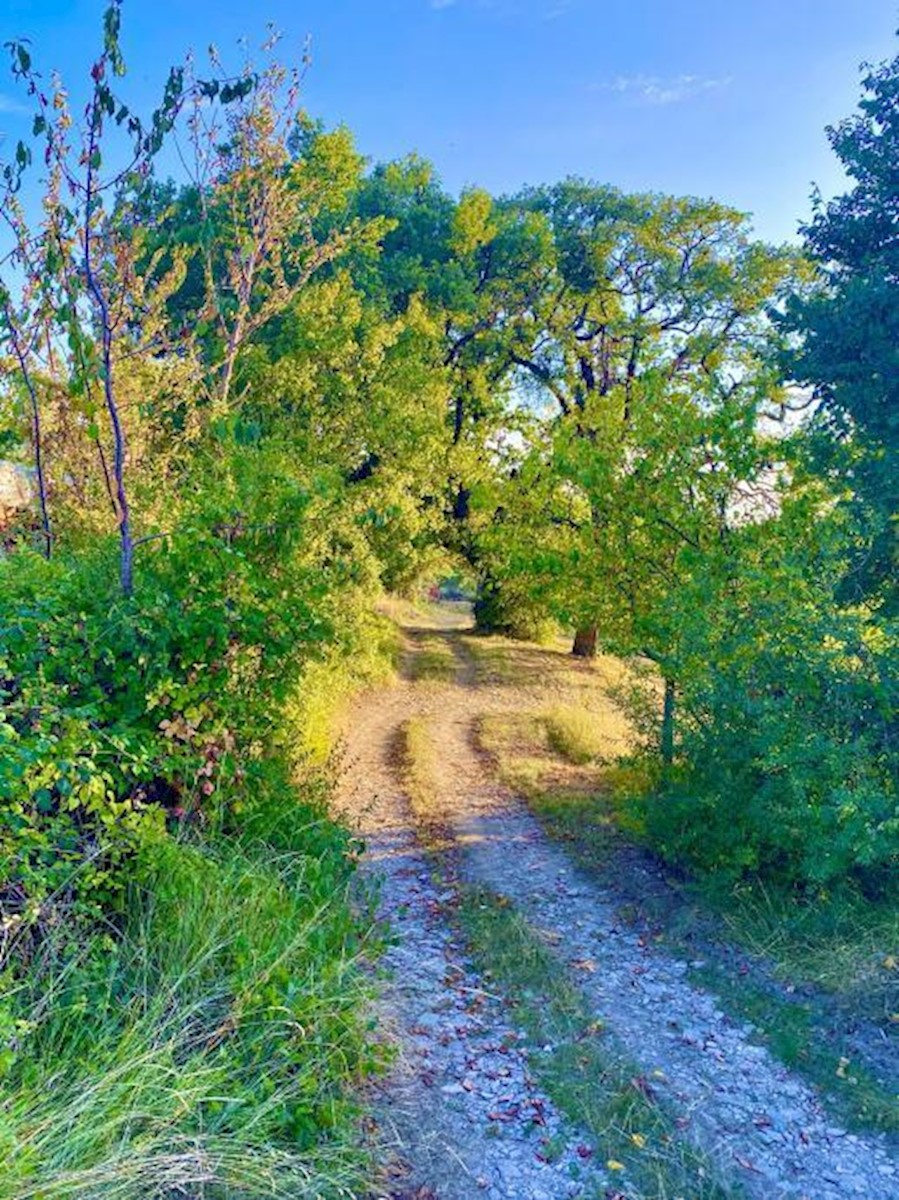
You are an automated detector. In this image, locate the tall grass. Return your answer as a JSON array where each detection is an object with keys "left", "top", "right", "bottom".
[
  {"left": 288, "top": 611, "right": 400, "bottom": 766},
  {"left": 0, "top": 807, "right": 378, "bottom": 1199}
]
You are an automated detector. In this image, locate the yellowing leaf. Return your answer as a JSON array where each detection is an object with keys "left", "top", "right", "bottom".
[
  {"left": 630, "top": 1132, "right": 647, "bottom": 1148},
  {"left": 607, "top": 1160, "right": 626, "bottom": 1171}
]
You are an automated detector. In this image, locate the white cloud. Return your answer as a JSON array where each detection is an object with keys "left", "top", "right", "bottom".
[{"left": 603, "top": 73, "right": 732, "bottom": 106}]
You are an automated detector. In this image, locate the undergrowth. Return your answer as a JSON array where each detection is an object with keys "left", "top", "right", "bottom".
[
  {"left": 289, "top": 612, "right": 401, "bottom": 765},
  {"left": 0, "top": 768, "right": 381, "bottom": 1199},
  {"left": 0, "top": 544, "right": 397, "bottom": 1197}
]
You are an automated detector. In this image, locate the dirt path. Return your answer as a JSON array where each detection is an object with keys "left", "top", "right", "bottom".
[
  {"left": 339, "top": 609, "right": 899, "bottom": 1200},
  {"left": 338, "top": 637, "right": 608, "bottom": 1199}
]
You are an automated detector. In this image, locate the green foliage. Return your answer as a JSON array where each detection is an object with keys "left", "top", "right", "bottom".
[
  {"left": 287, "top": 611, "right": 400, "bottom": 766},
  {"left": 1, "top": 6, "right": 899, "bottom": 1189},
  {"left": 638, "top": 497, "right": 899, "bottom": 886},
  {"left": 786, "top": 48, "right": 899, "bottom": 609},
  {"left": 472, "top": 574, "right": 557, "bottom": 642}
]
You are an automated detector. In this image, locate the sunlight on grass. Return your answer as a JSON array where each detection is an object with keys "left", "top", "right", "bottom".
[
  {"left": 542, "top": 702, "right": 632, "bottom": 764},
  {"left": 291, "top": 612, "right": 401, "bottom": 766},
  {"left": 397, "top": 716, "right": 454, "bottom": 853},
  {"left": 0, "top": 828, "right": 378, "bottom": 1200},
  {"left": 408, "top": 635, "right": 457, "bottom": 683}
]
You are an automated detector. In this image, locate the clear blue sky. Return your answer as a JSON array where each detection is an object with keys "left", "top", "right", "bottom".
[{"left": 2, "top": 0, "right": 897, "bottom": 242}]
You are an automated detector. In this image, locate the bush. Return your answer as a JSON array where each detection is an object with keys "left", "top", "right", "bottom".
[
  {"left": 473, "top": 575, "right": 557, "bottom": 643},
  {"left": 638, "top": 515, "right": 899, "bottom": 889}
]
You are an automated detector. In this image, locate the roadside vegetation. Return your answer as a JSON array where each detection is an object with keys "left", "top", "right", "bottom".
[{"left": 475, "top": 635, "right": 899, "bottom": 1136}]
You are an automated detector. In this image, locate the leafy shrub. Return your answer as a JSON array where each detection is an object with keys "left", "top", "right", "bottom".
[
  {"left": 473, "top": 575, "right": 557, "bottom": 643},
  {"left": 638, "top": 509, "right": 899, "bottom": 889}
]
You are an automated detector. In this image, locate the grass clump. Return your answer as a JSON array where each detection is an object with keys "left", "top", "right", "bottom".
[
  {"left": 408, "top": 635, "right": 457, "bottom": 683},
  {"left": 0, "top": 775, "right": 379, "bottom": 1200},
  {"left": 457, "top": 886, "right": 737, "bottom": 1200},
  {"left": 543, "top": 704, "right": 605, "bottom": 765}
]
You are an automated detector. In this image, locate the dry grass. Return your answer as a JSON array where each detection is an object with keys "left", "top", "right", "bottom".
[
  {"left": 407, "top": 636, "right": 457, "bottom": 683},
  {"left": 543, "top": 702, "right": 632, "bottom": 764},
  {"left": 396, "top": 716, "right": 454, "bottom": 852}
]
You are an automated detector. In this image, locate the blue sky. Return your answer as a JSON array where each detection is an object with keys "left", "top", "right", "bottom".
[{"left": 1, "top": 0, "right": 897, "bottom": 242}]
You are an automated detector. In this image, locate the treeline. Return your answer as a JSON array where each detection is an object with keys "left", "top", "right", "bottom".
[{"left": 0, "top": 4, "right": 896, "bottom": 1193}]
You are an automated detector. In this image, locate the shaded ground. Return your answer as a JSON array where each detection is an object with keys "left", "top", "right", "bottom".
[{"left": 338, "top": 603, "right": 899, "bottom": 1200}]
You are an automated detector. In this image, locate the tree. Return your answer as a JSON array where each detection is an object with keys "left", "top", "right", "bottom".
[
  {"left": 350, "top": 163, "right": 556, "bottom": 602},
  {"left": 473, "top": 183, "right": 796, "bottom": 686},
  {"left": 2, "top": 2, "right": 214, "bottom": 593},
  {"left": 787, "top": 49, "right": 899, "bottom": 610}
]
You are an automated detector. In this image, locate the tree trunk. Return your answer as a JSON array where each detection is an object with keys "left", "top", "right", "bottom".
[
  {"left": 571, "top": 626, "right": 597, "bottom": 658},
  {"left": 1, "top": 303, "right": 52, "bottom": 557},
  {"left": 661, "top": 676, "right": 676, "bottom": 764}
]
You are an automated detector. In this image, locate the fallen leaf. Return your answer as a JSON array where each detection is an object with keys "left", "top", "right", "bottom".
[
  {"left": 607, "top": 1160, "right": 626, "bottom": 1171},
  {"left": 735, "top": 1154, "right": 762, "bottom": 1173}
]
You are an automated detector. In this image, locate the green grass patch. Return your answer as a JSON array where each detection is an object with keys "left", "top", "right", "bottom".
[
  {"left": 692, "top": 880, "right": 899, "bottom": 1019},
  {"left": 457, "top": 886, "right": 738, "bottom": 1200},
  {"left": 687, "top": 962, "right": 899, "bottom": 1136},
  {"left": 0, "top": 771, "right": 381, "bottom": 1199},
  {"left": 408, "top": 635, "right": 457, "bottom": 683}
]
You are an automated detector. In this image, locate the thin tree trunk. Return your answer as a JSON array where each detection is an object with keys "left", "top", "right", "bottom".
[
  {"left": 572, "top": 625, "right": 597, "bottom": 658},
  {"left": 4, "top": 314, "right": 52, "bottom": 558},
  {"left": 27, "top": 374, "right": 51, "bottom": 559},
  {"left": 83, "top": 119, "right": 134, "bottom": 597},
  {"left": 661, "top": 676, "right": 676, "bottom": 764}
]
